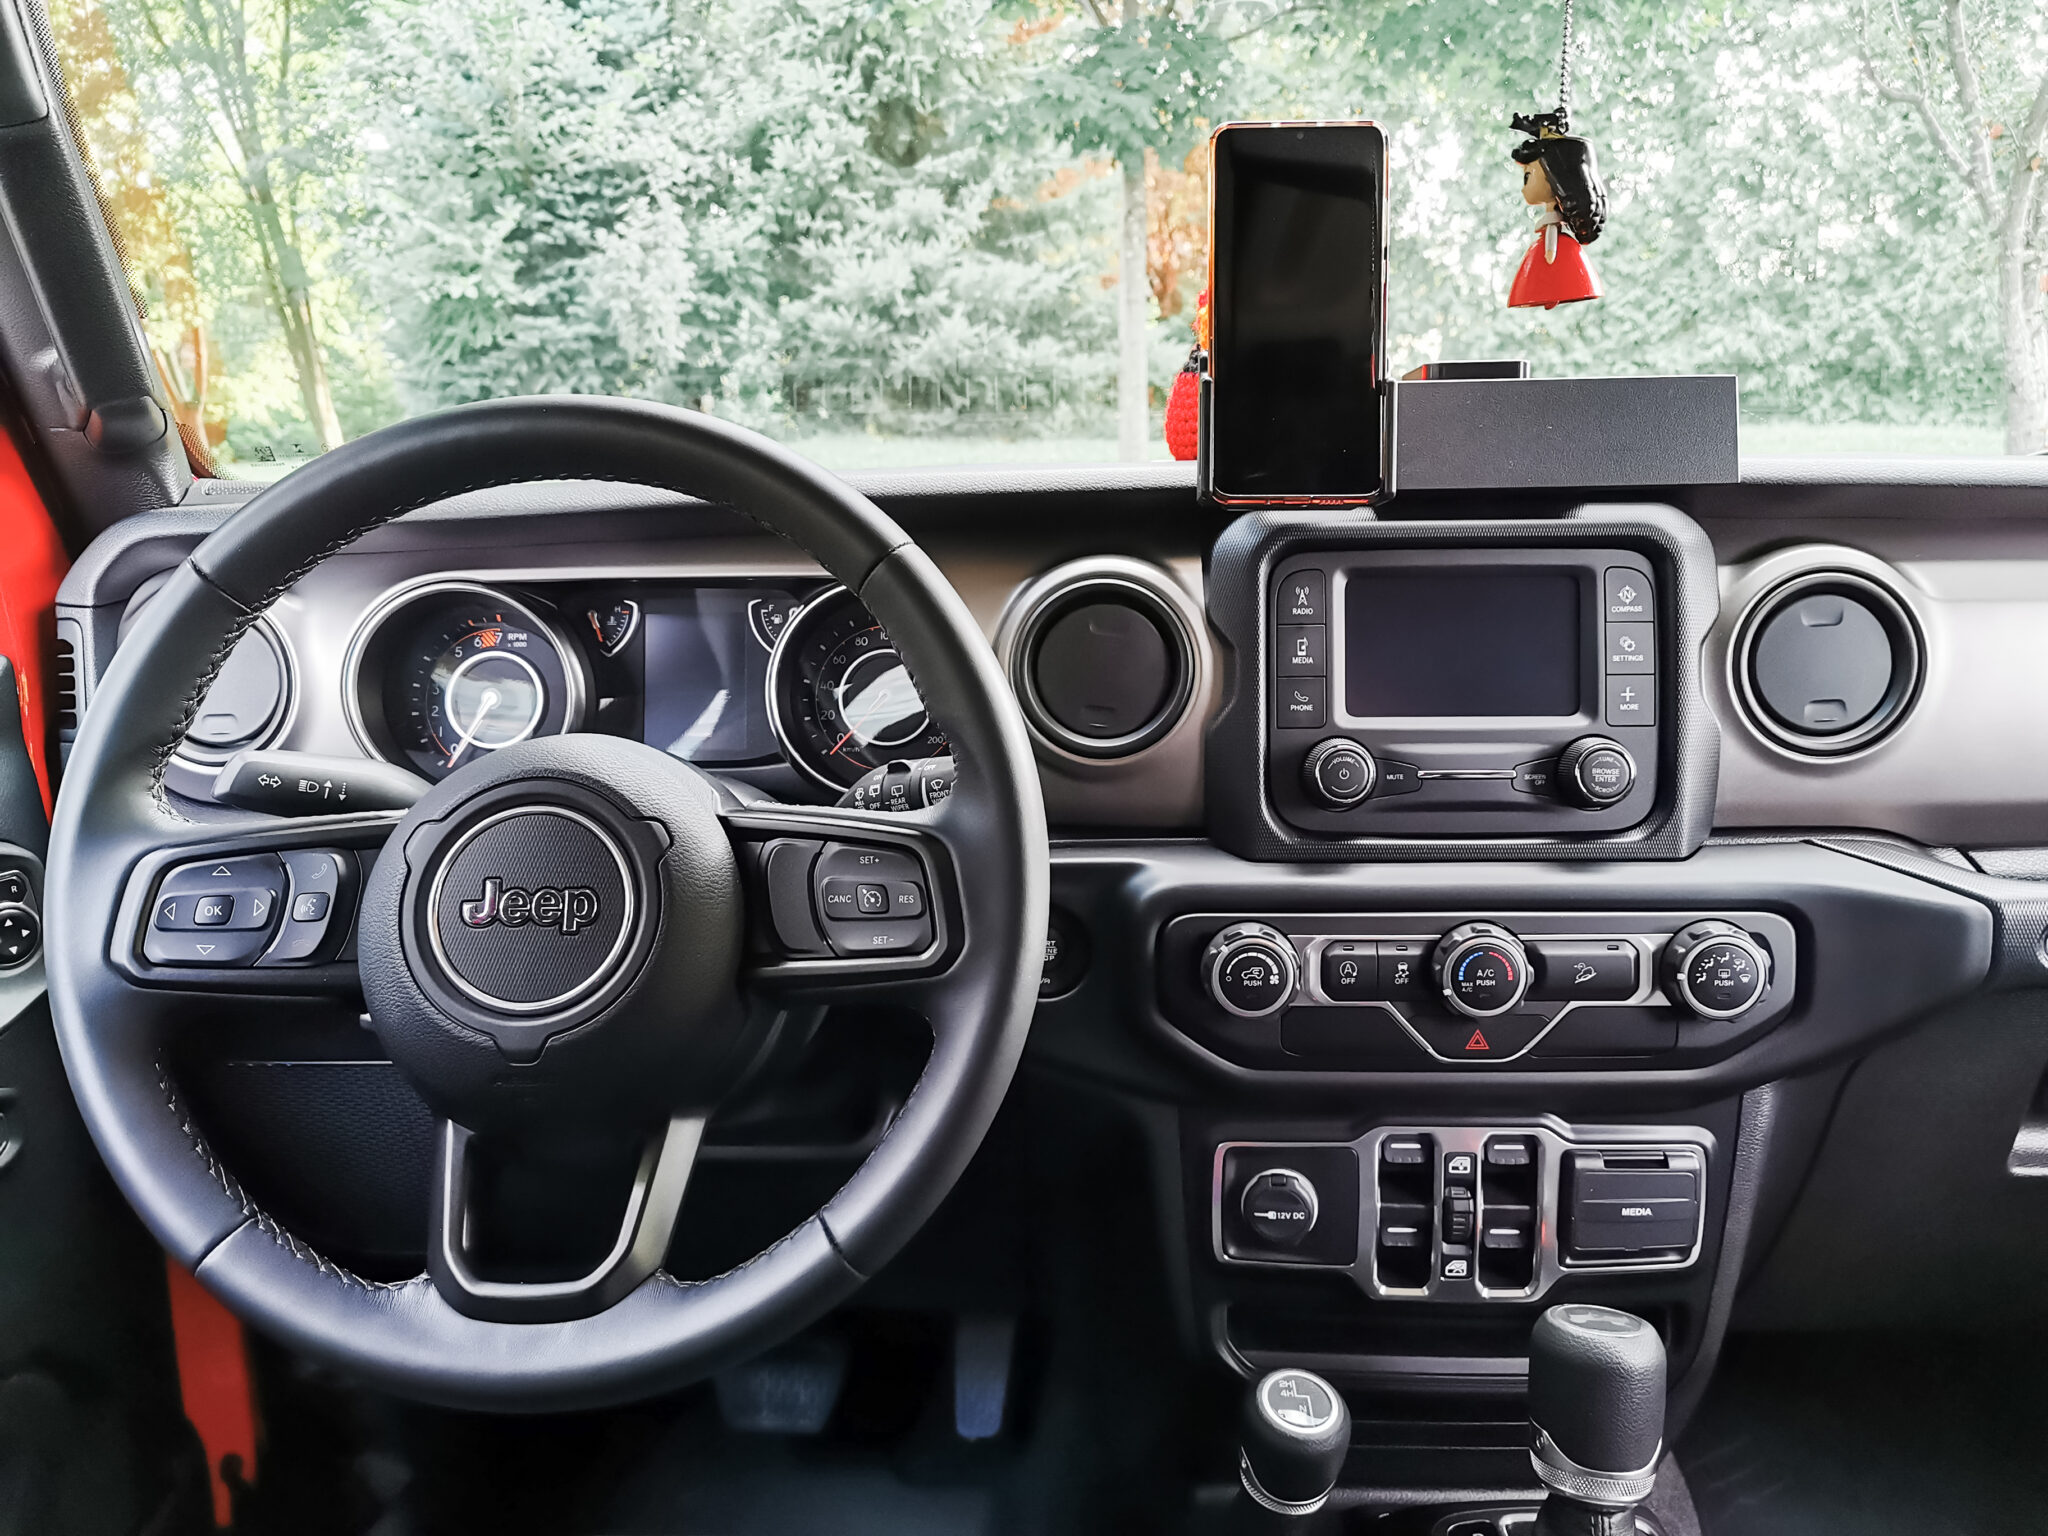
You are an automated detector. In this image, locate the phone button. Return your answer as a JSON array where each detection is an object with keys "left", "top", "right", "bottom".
[{"left": 1275, "top": 678, "right": 1327, "bottom": 729}]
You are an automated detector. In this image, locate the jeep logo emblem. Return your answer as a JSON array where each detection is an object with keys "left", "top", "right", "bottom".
[{"left": 459, "top": 876, "right": 601, "bottom": 935}]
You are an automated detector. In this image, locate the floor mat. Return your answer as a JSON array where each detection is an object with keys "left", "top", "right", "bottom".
[{"left": 1680, "top": 1332, "right": 2048, "bottom": 1536}]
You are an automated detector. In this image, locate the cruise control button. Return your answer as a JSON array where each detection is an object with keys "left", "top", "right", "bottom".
[
  {"left": 856, "top": 882, "right": 888, "bottom": 915},
  {"left": 813, "top": 843, "right": 933, "bottom": 956},
  {"left": 888, "top": 882, "right": 925, "bottom": 919},
  {"left": 1529, "top": 940, "right": 1639, "bottom": 1001},
  {"left": 817, "top": 878, "right": 867, "bottom": 921},
  {"left": 1320, "top": 941, "right": 1378, "bottom": 1001}
]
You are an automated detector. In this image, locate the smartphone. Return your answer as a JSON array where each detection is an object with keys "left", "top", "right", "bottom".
[{"left": 1203, "top": 121, "right": 1390, "bottom": 505}]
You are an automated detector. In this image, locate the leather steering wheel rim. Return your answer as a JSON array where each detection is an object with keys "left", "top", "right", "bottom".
[{"left": 44, "top": 397, "right": 1048, "bottom": 1412}]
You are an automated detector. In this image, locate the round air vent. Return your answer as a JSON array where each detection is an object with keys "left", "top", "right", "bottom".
[
  {"left": 1733, "top": 570, "right": 1922, "bottom": 757},
  {"left": 1006, "top": 563, "right": 1198, "bottom": 759}
]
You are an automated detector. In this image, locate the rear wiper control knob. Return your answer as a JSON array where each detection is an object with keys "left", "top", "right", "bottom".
[
  {"left": 1528, "top": 1304, "right": 1666, "bottom": 1535},
  {"left": 1238, "top": 1367, "right": 1350, "bottom": 1526}
]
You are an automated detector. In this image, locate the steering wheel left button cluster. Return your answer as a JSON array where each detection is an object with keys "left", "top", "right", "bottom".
[{"left": 143, "top": 849, "right": 358, "bottom": 966}]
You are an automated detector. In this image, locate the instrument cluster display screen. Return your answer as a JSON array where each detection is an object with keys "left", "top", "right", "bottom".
[{"left": 1342, "top": 570, "right": 1582, "bottom": 718}]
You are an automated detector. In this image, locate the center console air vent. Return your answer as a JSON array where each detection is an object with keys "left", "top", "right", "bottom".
[
  {"left": 1732, "top": 567, "right": 1923, "bottom": 757},
  {"left": 1001, "top": 558, "right": 1198, "bottom": 760}
]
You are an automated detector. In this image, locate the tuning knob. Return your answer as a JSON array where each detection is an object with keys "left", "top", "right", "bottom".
[
  {"left": 1203, "top": 922, "right": 1300, "bottom": 1018},
  {"left": 1660, "top": 921, "right": 1771, "bottom": 1019},
  {"left": 1433, "top": 922, "right": 1531, "bottom": 1018},
  {"left": 1302, "top": 738, "right": 1376, "bottom": 809},
  {"left": 1557, "top": 736, "right": 1637, "bottom": 808}
]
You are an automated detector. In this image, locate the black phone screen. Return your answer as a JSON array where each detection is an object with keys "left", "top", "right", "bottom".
[{"left": 1208, "top": 123, "right": 1387, "bottom": 502}]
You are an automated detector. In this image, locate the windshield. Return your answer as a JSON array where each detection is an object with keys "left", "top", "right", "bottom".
[{"left": 45, "top": 0, "right": 2048, "bottom": 475}]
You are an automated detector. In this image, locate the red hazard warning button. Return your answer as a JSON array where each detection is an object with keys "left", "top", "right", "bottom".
[{"left": 1410, "top": 1013, "right": 1546, "bottom": 1062}]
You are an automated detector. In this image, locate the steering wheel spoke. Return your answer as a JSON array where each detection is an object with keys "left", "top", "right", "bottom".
[
  {"left": 724, "top": 802, "right": 963, "bottom": 998},
  {"left": 427, "top": 1114, "right": 704, "bottom": 1324},
  {"left": 109, "top": 813, "right": 396, "bottom": 992}
]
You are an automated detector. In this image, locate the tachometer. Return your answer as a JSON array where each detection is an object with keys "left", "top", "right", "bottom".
[
  {"left": 347, "top": 582, "right": 586, "bottom": 781},
  {"left": 766, "top": 585, "right": 948, "bottom": 792}
]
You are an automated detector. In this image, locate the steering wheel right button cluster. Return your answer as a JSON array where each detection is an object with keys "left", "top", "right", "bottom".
[
  {"left": 811, "top": 842, "right": 933, "bottom": 956},
  {"left": 1660, "top": 920, "right": 1770, "bottom": 1018}
]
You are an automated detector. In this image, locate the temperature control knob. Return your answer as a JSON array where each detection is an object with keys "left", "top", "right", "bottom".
[
  {"left": 1661, "top": 921, "right": 1771, "bottom": 1019},
  {"left": 1433, "top": 922, "right": 1531, "bottom": 1018},
  {"left": 1203, "top": 922, "right": 1300, "bottom": 1018},
  {"left": 1557, "top": 735, "right": 1637, "bottom": 807},
  {"left": 1302, "top": 738, "right": 1377, "bottom": 809}
]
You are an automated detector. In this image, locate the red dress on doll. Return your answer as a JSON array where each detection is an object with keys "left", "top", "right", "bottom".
[{"left": 1509, "top": 209, "right": 1602, "bottom": 310}]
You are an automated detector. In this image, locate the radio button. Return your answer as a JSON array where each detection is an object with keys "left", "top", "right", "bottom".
[
  {"left": 1605, "top": 677, "right": 1656, "bottom": 728},
  {"left": 1605, "top": 623, "right": 1656, "bottom": 674},
  {"left": 1320, "top": 941, "right": 1378, "bottom": 1000},
  {"left": 1275, "top": 678, "right": 1327, "bottom": 729},
  {"left": 1279, "top": 570, "right": 1327, "bottom": 623},
  {"left": 1604, "top": 567, "right": 1655, "bottom": 621},
  {"left": 1529, "top": 940, "right": 1639, "bottom": 1001},
  {"left": 1276, "top": 624, "right": 1326, "bottom": 676}
]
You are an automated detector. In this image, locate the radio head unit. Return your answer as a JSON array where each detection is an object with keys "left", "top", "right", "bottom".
[{"left": 1267, "top": 546, "right": 1660, "bottom": 836}]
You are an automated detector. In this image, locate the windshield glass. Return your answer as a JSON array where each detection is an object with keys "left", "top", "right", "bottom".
[{"left": 46, "top": 0, "right": 2048, "bottom": 475}]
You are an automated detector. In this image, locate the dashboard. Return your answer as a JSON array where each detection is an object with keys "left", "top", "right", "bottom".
[{"left": 49, "top": 458, "right": 2048, "bottom": 1425}]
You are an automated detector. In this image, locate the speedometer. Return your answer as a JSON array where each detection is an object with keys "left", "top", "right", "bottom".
[
  {"left": 766, "top": 586, "right": 948, "bottom": 792},
  {"left": 347, "top": 582, "right": 586, "bottom": 781}
]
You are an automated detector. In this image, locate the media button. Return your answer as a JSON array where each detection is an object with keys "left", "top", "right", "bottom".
[
  {"left": 1275, "top": 677, "right": 1327, "bottom": 729},
  {"left": 1278, "top": 570, "right": 1326, "bottom": 623},
  {"left": 1604, "top": 567, "right": 1654, "bottom": 621},
  {"left": 1605, "top": 623, "right": 1656, "bottom": 674},
  {"left": 1275, "top": 624, "right": 1326, "bottom": 675},
  {"left": 1605, "top": 676, "right": 1656, "bottom": 727}
]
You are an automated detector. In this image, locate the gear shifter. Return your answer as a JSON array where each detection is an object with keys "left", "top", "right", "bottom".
[
  {"left": 1235, "top": 1367, "right": 1350, "bottom": 1529},
  {"left": 1528, "top": 1304, "right": 1666, "bottom": 1535}
]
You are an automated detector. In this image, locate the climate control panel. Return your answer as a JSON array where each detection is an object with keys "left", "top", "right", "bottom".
[{"left": 1159, "top": 909, "right": 1796, "bottom": 1071}]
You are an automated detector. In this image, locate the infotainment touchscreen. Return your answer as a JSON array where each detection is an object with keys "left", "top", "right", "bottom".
[{"left": 1342, "top": 570, "right": 1581, "bottom": 719}]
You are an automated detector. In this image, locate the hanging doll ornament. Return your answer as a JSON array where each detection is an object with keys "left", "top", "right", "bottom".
[
  {"left": 1507, "top": 0, "right": 1608, "bottom": 310},
  {"left": 1164, "top": 289, "right": 1207, "bottom": 461}
]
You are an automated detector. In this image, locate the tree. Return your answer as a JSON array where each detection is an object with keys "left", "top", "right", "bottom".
[
  {"left": 1860, "top": 0, "right": 2048, "bottom": 451},
  {"left": 108, "top": 0, "right": 358, "bottom": 451},
  {"left": 1033, "top": 0, "right": 1226, "bottom": 456}
]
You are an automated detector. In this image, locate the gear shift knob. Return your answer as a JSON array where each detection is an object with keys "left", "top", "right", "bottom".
[
  {"left": 1528, "top": 1304, "right": 1665, "bottom": 1521},
  {"left": 1238, "top": 1368, "right": 1350, "bottom": 1519}
]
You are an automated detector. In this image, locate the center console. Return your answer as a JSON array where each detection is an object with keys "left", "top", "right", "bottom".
[{"left": 1205, "top": 505, "right": 1720, "bottom": 861}]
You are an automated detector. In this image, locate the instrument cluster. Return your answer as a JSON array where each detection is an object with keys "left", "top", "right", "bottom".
[{"left": 343, "top": 577, "right": 944, "bottom": 796}]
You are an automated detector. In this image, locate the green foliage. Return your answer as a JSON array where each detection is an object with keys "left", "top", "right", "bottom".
[{"left": 67, "top": 0, "right": 2042, "bottom": 456}]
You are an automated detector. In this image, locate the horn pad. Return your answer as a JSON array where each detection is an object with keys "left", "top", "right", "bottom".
[{"left": 357, "top": 735, "right": 746, "bottom": 1130}]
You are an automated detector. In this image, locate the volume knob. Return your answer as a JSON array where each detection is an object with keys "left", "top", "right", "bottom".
[{"left": 1302, "top": 739, "right": 1376, "bottom": 809}]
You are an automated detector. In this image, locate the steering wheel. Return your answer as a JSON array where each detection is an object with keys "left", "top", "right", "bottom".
[{"left": 44, "top": 398, "right": 1048, "bottom": 1412}]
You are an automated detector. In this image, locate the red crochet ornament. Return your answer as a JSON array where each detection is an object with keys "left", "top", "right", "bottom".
[{"left": 1165, "top": 290, "right": 1209, "bottom": 462}]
